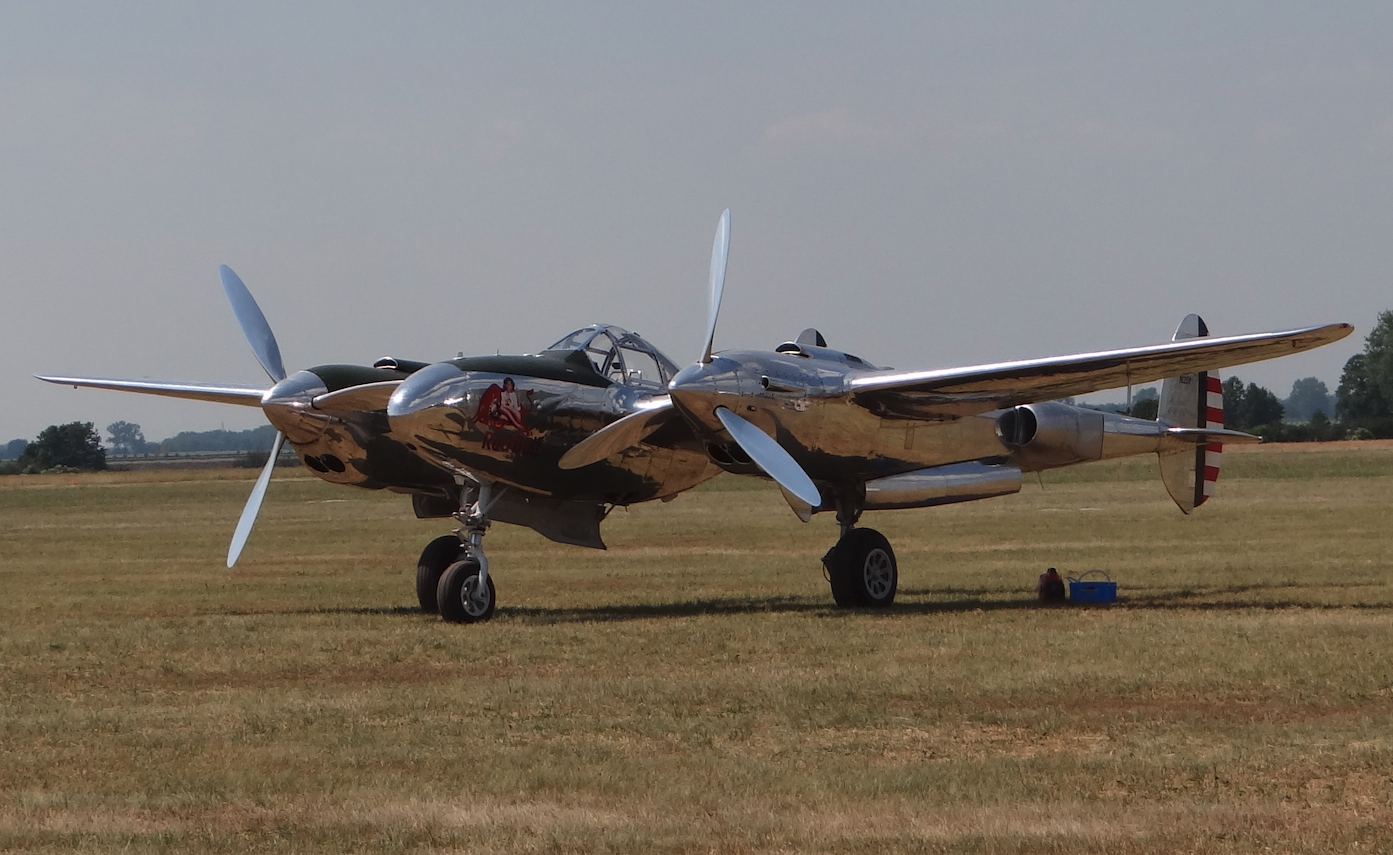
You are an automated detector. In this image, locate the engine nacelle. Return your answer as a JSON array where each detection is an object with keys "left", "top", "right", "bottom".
[{"left": 996, "top": 401, "right": 1165, "bottom": 472}]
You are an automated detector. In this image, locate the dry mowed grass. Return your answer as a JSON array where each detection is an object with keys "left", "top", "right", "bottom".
[{"left": 2, "top": 446, "right": 1392, "bottom": 853}]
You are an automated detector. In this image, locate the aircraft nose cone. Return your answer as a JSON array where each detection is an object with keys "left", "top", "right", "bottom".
[
  {"left": 260, "top": 370, "right": 330, "bottom": 444},
  {"left": 387, "top": 361, "right": 469, "bottom": 439},
  {"left": 668, "top": 356, "right": 740, "bottom": 395}
]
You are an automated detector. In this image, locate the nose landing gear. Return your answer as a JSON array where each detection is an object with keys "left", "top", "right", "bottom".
[
  {"left": 418, "top": 479, "right": 504, "bottom": 623},
  {"left": 415, "top": 534, "right": 466, "bottom": 613}
]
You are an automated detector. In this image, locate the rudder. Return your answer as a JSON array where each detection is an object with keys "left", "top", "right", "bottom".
[{"left": 1158, "top": 314, "right": 1224, "bottom": 514}]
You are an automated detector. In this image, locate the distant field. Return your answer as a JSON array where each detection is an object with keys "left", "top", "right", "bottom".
[{"left": 2, "top": 445, "right": 1391, "bottom": 853}]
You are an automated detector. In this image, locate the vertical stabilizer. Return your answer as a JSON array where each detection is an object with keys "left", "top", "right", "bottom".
[{"left": 1158, "top": 314, "right": 1224, "bottom": 514}]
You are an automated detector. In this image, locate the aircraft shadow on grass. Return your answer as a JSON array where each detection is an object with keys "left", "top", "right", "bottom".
[{"left": 281, "top": 578, "right": 1392, "bottom": 624}]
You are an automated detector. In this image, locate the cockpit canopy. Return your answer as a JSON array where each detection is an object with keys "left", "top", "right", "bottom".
[{"left": 544, "top": 325, "right": 680, "bottom": 390}]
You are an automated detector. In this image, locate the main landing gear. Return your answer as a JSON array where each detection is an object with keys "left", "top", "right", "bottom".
[
  {"left": 821, "top": 501, "right": 898, "bottom": 608},
  {"left": 414, "top": 480, "right": 501, "bottom": 623}
]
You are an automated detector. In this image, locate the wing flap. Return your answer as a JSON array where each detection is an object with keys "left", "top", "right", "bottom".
[
  {"left": 850, "top": 323, "right": 1351, "bottom": 418},
  {"left": 36, "top": 375, "right": 267, "bottom": 407}
]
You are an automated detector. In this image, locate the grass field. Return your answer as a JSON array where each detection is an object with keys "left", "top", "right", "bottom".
[{"left": 2, "top": 446, "right": 1391, "bottom": 853}]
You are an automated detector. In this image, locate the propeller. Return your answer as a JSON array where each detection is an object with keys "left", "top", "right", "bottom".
[
  {"left": 219, "top": 265, "right": 288, "bottom": 566},
  {"left": 715, "top": 407, "right": 821, "bottom": 507},
  {"left": 228, "top": 431, "right": 285, "bottom": 567},
  {"left": 670, "top": 210, "right": 824, "bottom": 510},
  {"left": 700, "top": 209, "right": 730, "bottom": 365},
  {"left": 220, "top": 265, "right": 287, "bottom": 383}
]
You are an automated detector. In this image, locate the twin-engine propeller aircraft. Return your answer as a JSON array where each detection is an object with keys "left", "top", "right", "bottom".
[{"left": 41, "top": 211, "right": 1350, "bottom": 623}]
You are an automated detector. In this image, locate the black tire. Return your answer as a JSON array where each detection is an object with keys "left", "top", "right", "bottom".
[
  {"left": 416, "top": 535, "right": 465, "bottom": 613},
  {"left": 437, "top": 559, "right": 497, "bottom": 624},
  {"left": 825, "top": 528, "right": 898, "bottom": 608}
]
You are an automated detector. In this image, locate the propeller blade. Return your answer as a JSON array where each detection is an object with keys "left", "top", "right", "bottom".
[
  {"left": 220, "top": 265, "right": 287, "bottom": 383},
  {"left": 227, "top": 431, "right": 285, "bottom": 568},
  {"left": 558, "top": 397, "right": 676, "bottom": 470},
  {"left": 715, "top": 407, "right": 821, "bottom": 508},
  {"left": 699, "top": 209, "right": 730, "bottom": 364}
]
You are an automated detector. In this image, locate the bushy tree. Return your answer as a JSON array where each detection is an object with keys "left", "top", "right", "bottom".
[
  {"left": 1363, "top": 310, "right": 1393, "bottom": 404},
  {"left": 1221, "top": 376, "right": 1246, "bottom": 429},
  {"left": 1335, "top": 353, "right": 1393, "bottom": 436},
  {"left": 17, "top": 422, "right": 107, "bottom": 473},
  {"left": 1220, "top": 377, "right": 1283, "bottom": 430},
  {"left": 106, "top": 421, "right": 148, "bottom": 455},
  {"left": 1284, "top": 377, "right": 1332, "bottom": 421},
  {"left": 2, "top": 438, "right": 27, "bottom": 460},
  {"left": 1129, "top": 398, "right": 1159, "bottom": 420},
  {"left": 1240, "top": 383, "right": 1284, "bottom": 429},
  {"left": 1254, "top": 410, "right": 1342, "bottom": 442}
]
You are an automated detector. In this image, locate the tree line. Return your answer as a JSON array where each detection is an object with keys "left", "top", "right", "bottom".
[
  {"left": 1219, "top": 311, "right": 1393, "bottom": 441},
  {"left": 1, "top": 422, "right": 280, "bottom": 475}
]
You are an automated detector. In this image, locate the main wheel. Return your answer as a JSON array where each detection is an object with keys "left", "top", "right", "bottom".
[
  {"left": 437, "top": 559, "right": 497, "bottom": 623},
  {"left": 416, "top": 535, "right": 465, "bottom": 613},
  {"left": 825, "top": 528, "right": 898, "bottom": 608}
]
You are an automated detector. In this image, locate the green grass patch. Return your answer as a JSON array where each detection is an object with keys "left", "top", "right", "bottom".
[{"left": 2, "top": 449, "right": 1392, "bottom": 852}]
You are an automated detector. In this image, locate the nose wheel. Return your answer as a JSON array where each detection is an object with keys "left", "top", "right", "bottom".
[
  {"left": 437, "top": 559, "right": 497, "bottom": 622},
  {"left": 415, "top": 534, "right": 467, "bottom": 613},
  {"left": 824, "top": 527, "right": 898, "bottom": 608},
  {"left": 425, "top": 479, "right": 503, "bottom": 624}
]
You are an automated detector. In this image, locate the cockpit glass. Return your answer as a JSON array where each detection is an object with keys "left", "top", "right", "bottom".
[{"left": 543, "top": 325, "right": 679, "bottom": 387}]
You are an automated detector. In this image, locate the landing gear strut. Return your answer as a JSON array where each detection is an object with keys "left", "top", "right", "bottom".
[
  {"left": 822, "top": 494, "right": 897, "bottom": 608},
  {"left": 436, "top": 480, "right": 502, "bottom": 624}
]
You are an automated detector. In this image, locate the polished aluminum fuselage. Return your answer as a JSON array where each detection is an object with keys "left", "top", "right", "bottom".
[{"left": 388, "top": 361, "right": 718, "bottom": 505}]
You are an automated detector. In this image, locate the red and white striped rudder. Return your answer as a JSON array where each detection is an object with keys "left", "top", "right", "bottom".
[{"left": 1157, "top": 314, "right": 1226, "bottom": 514}]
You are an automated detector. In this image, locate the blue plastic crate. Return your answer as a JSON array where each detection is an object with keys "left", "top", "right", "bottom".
[{"left": 1068, "top": 570, "right": 1117, "bottom": 604}]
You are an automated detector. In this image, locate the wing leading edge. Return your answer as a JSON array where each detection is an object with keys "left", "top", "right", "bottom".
[
  {"left": 850, "top": 323, "right": 1353, "bottom": 419},
  {"left": 35, "top": 375, "right": 267, "bottom": 408}
]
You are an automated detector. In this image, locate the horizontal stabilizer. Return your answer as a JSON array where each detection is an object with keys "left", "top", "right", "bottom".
[
  {"left": 1163, "top": 426, "right": 1260, "bottom": 445},
  {"left": 35, "top": 375, "right": 266, "bottom": 407}
]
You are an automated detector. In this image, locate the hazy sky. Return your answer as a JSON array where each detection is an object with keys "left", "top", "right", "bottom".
[{"left": 5, "top": 4, "right": 1392, "bottom": 445}]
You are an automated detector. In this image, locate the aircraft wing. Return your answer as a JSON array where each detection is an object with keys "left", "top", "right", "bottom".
[
  {"left": 35, "top": 375, "right": 267, "bottom": 407},
  {"left": 849, "top": 323, "right": 1353, "bottom": 418},
  {"left": 311, "top": 380, "right": 402, "bottom": 412}
]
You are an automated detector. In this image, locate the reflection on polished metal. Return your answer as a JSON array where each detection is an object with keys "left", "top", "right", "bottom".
[
  {"left": 385, "top": 324, "right": 717, "bottom": 510},
  {"left": 863, "top": 461, "right": 1022, "bottom": 511}
]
